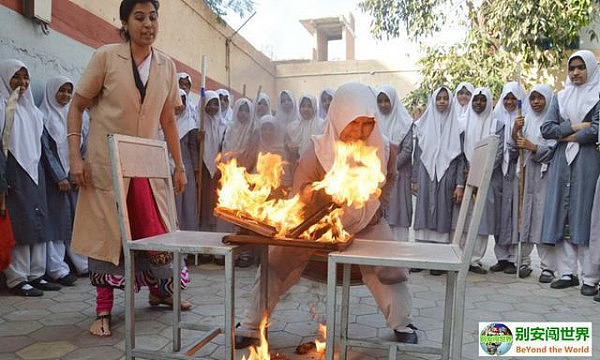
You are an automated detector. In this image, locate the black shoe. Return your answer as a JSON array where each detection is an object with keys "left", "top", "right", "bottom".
[
  {"left": 538, "top": 270, "right": 554, "bottom": 283},
  {"left": 580, "top": 284, "right": 598, "bottom": 296},
  {"left": 56, "top": 273, "right": 77, "bottom": 286},
  {"left": 409, "top": 268, "right": 423, "bottom": 273},
  {"left": 394, "top": 329, "right": 418, "bottom": 344},
  {"left": 469, "top": 265, "right": 487, "bottom": 274},
  {"left": 9, "top": 282, "right": 43, "bottom": 297},
  {"left": 235, "top": 334, "right": 259, "bottom": 349},
  {"left": 503, "top": 262, "right": 517, "bottom": 274},
  {"left": 429, "top": 269, "right": 447, "bottom": 276},
  {"left": 30, "top": 278, "right": 61, "bottom": 291},
  {"left": 550, "top": 275, "right": 579, "bottom": 289},
  {"left": 518, "top": 265, "right": 532, "bottom": 278},
  {"left": 490, "top": 260, "right": 510, "bottom": 272}
]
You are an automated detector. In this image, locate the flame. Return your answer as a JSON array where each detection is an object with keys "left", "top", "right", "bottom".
[
  {"left": 242, "top": 316, "right": 270, "bottom": 360},
  {"left": 216, "top": 141, "right": 385, "bottom": 242},
  {"left": 314, "top": 324, "right": 327, "bottom": 353}
]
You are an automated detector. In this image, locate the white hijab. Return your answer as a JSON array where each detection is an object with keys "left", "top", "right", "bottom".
[
  {"left": 177, "top": 72, "right": 196, "bottom": 112},
  {"left": 257, "top": 114, "right": 285, "bottom": 155},
  {"left": 200, "top": 90, "right": 227, "bottom": 177},
  {"left": 287, "top": 94, "right": 324, "bottom": 156},
  {"left": 216, "top": 88, "right": 234, "bottom": 125},
  {"left": 522, "top": 84, "right": 556, "bottom": 166},
  {"left": 463, "top": 87, "right": 495, "bottom": 163},
  {"left": 176, "top": 89, "right": 196, "bottom": 139},
  {"left": 0, "top": 59, "right": 44, "bottom": 184},
  {"left": 222, "top": 98, "right": 255, "bottom": 154},
  {"left": 312, "top": 82, "right": 388, "bottom": 234},
  {"left": 416, "top": 87, "right": 462, "bottom": 181},
  {"left": 318, "top": 88, "right": 335, "bottom": 119},
  {"left": 493, "top": 81, "right": 526, "bottom": 175},
  {"left": 557, "top": 50, "right": 600, "bottom": 165},
  {"left": 275, "top": 90, "right": 298, "bottom": 126},
  {"left": 40, "top": 76, "right": 72, "bottom": 174},
  {"left": 253, "top": 92, "right": 271, "bottom": 122},
  {"left": 375, "top": 85, "right": 413, "bottom": 146},
  {"left": 452, "top": 82, "right": 475, "bottom": 128}
]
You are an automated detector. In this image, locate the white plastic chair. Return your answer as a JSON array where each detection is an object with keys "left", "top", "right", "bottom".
[
  {"left": 108, "top": 134, "right": 250, "bottom": 359},
  {"left": 325, "top": 136, "right": 499, "bottom": 360}
]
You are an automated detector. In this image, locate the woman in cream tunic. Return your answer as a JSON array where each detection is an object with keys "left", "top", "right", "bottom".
[{"left": 67, "top": 0, "right": 187, "bottom": 336}]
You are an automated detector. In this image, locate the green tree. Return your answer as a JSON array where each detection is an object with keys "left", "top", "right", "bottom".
[
  {"left": 204, "top": 0, "right": 254, "bottom": 18},
  {"left": 359, "top": 0, "right": 600, "bottom": 107}
]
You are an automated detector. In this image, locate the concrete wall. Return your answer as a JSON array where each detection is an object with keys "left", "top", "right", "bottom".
[{"left": 274, "top": 59, "right": 421, "bottom": 101}]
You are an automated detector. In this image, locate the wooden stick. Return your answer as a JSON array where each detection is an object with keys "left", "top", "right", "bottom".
[
  {"left": 242, "top": 84, "right": 246, "bottom": 98},
  {"left": 197, "top": 56, "right": 207, "bottom": 223}
]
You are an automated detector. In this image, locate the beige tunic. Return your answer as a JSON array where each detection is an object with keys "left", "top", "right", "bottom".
[{"left": 71, "top": 43, "right": 181, "bottom": 265}]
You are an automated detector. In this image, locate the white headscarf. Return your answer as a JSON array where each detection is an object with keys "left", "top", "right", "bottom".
[
  {"left": 200, "top": 90, "right": 227, "bottom": 177},
  {"left": 222, "top": 98, "right": 255, "bottom": 154},
  {"left": 312, "top": 82, "right": 388, "bottom": 234},
  {"left": 416, "top": 87, "right": 462, "bottom": 181},
  {"left": 318, "top": 88, "right": 335, "bottom": 119},
  {"left": 176, "top": 89, "right": 196, "bottom": 139},
  {"left": 463, "top": 87, "right": 495, "bottom": 163},
  {"left": 522, "top": 84, "right": 556, "bottom": 167},
  {"left": 375, "top": 85, "right": 413, "bottom": 146},
  {"left": 493, "top": 81, "right": 526, "bottom": 175},
  {"left": 558, "top": 50, "right": 600, "bottom": 165},
  {"left": 452, "top": 82, "right": 475, "bottom": 128},
  {"left": 253, "top": 92, "right": 271, "bottom": 122},
  {"left": 40, "top": 75, "right": 72, "bottom": 174},
  {"left": 177, "top": 72, "right": 192, "bottom": 93},
  {"left": 257, "top": 114, "right": 285, "bottom": 155},
  {"left": 216, "top": 88, "right": 234, "bottom": 125},
  {"left": 0, "top": 59, "right": 44, "bottom": 184},
  {"left": 287, "top": 94, "right": 325, "bottom": 156},
  {"left": 275, "top": 90, "right": 298, "bottom": 126}
]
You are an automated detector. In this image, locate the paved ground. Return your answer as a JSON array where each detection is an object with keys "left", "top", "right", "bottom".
[{"left": 1, "top": 237, "right": 599, "bottom": 360}]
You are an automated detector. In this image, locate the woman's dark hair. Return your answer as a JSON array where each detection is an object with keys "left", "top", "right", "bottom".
[{"left": 119, "top": 0, "right": 160, "bottom": 41}]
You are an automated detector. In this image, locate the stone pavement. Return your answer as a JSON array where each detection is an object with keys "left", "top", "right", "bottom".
[{"left": 1, "top": 237, "right": 599, "bottom": 360}]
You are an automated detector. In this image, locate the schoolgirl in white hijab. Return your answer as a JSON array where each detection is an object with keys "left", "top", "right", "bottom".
[
  {"left": 375, "top": 85, "right": 413, "bottom": 147},
  {"left": 520, "top": 84, "right": 556, "bottom": 166},
  {"left": 452, "top": 82, "right": 475, "bottom": 128},
  {"left": 318, "top": 88, "right": 335, "bottom": 119},
  {"left": 177, "top": 72, "right": 196, "bottom": 114},
  {"left": 40, "top": 76, "right": 72, "bottom": 174},
  {"left": 176, "top": 89, "right": 197, "bottom": 140},
  {"left": 462, "top": 87, "right": 495, "bottom": 163},
  {"left": 275, "top": 90, "right": 297, "bottom": 126},
  {"left": 416, "top": 87, "right": 462, "bottom": 182},
  {"left": 222, "top": 98, "right": 255, "bottom": 159},
  {"left": 216, "top": 88, "right": 234, "bottom": 125},
  {"left": 0, "top": 59, "right": 44, "bottom": 185},
  {"left": 557, "top": 50, "right": 600, "bottom": 165},
  {"left": 493, "top": 81, "right": 526, "bottom": 175},
  {"left": 286, "top": 94, "right": 324, "bottom": 157},
  {"left": 200, "top": 90, "right": 227, "bottom": 178},
  {"left": 253, "top": 92, "right": 271, "bottom": 122}
]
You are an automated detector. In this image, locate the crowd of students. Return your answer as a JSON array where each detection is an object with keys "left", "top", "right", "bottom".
[{"left": 2, "top": 46, "right": 600, "bottom": 329}]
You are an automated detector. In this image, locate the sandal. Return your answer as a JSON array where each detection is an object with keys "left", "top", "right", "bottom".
[
  {"left": 148, "top": 293, "right": 192, "bottom": 311},
  {"left": 90, "top": 313, "right": 111, "bottom": 337}
]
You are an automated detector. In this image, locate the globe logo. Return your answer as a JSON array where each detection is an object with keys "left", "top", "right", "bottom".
[{"left": 480, "top": 323, "right": 513, "bottom": 356}]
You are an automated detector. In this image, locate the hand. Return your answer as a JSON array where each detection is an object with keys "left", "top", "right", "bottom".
[
  {"left": 516, "top": 136, "right": 537, "bottom": 152},
  {"left": 410, "top": 182, "right": 418, "bottom": 196},
  {"left": 69, "top": 155, "right": 90, "bottom": 188},
  {"left": 173, "top": 169, "right": 187, "bottom": 194},
  {"left": 299, "top": 183, "right": 314, "bottom": 204},
  {"left": 453, "top": 187, "right": 464, "bottom": 204},
  {"left": 58, "top": 179, "right": 71, "bottom": 192},
  {"left": 597, "top": 143, "right": 600, "bottom": 152},
  {"left": 0, "top": 193, "right": 5, "bottom": 215},
  {"left": 513, "top": 115, "right": 525, "bottom": 132},
  {"left": 573, "top": 122, "right": 591, "bottom": 131}
]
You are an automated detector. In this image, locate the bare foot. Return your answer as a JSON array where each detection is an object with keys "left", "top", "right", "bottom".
[{"left": 90, "top": 313, "right": 111, "bottom": 336}]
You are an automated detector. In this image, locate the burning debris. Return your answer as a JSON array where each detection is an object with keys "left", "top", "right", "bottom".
[{"left": 215, "top": 141, "right": 385, "bottom": 244}]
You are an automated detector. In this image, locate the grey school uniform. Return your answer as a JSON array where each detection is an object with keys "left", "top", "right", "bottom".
[
  {"left": 176, "top": 129, "right": 200, "bottom": 231},
  {"left": 387, "top": 128, "right": 413, "bottom": 229}
]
